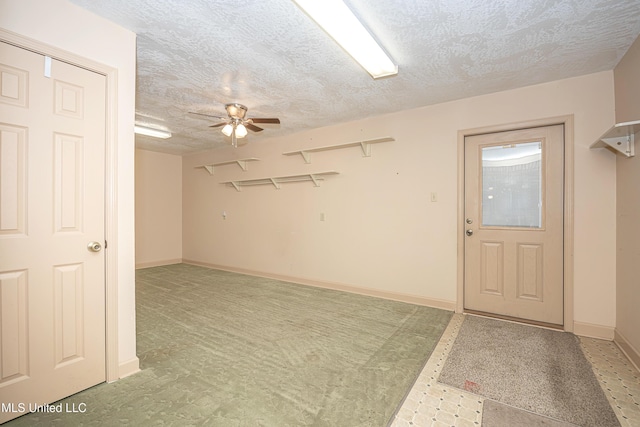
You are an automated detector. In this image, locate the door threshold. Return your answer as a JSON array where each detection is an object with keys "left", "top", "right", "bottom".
[{"left": 464, "top": 309, "right": 564, "bottom": 331}]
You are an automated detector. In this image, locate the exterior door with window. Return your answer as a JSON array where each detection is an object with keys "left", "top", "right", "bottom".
[{"left": 464, "top": 125, "right": 564, "bottom": 325}]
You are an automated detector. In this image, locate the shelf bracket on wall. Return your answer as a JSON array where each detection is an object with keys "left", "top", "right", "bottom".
[
  {"left": 298, "top": 151, "right": 311, "bottom": 164},
  {"left": 227, "top": 181, "right": 242, "bottom": 192},
  {"left": 283, "top": 137, "right": 394, "bottom": 164},
  {"left": 359, "top": 141, "right": 373, "bottom": 157},
  {"left": 197, "top": 158, "right": 260, "bottom": 175},
  {"left": 309, "top": 174, "right": 321, "bottom": 187},
  {"left": 590, "top": 121, "right": 639, "bottom": 158},
  {"left": 269, "top": 178, "right": 281, "bottom": 190}
]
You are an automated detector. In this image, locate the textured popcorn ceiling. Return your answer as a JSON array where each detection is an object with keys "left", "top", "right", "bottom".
[{"left": 71, "top": 0, "right": 640, "bottom": 154}]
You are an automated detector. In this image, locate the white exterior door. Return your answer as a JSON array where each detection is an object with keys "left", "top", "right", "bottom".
[
  {"left": 464, "top": 125, "right": 564, "bottom": 326},
  {"left": 0, "top": 41, "right": 106, "bottom": 422}
]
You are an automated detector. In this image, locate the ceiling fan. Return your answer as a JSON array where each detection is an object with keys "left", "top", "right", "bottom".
[{"left": 189, "top": 103, "right": 281, "bottom": 147}]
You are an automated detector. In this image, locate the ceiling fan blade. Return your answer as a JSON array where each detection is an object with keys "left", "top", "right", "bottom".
[
  {"left": 250, "top": 118, "right": 280, "bottom": 124},
  {"left": 188, "top": 111, "right": 226, "bottom": 120},
  {"left": 209, "top": 122, "right": 227, "bottom": 128},
  {"left": 246, "top": 123, "right": 263, "bottom": 132}
]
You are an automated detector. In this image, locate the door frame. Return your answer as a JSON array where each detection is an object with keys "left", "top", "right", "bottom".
[
  {"left": 456, "top": 115, "right": 575, "bottom": 332},
  {"left": 1, "top": 29, "right": 121, "bottom": 381}
]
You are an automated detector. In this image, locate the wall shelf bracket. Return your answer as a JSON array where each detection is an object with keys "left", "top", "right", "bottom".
[
  {"left": 228, "top": 181, "right": 242, "bottom": 192},
  {"left": 309, "top": 174, "right": 321, "bottom": 187},
  {"left": 590, "top": 121, "right": 639, "bottom": 158},
  {"left": 299, "top": 151, "right": 311, "bottom": 164},
  {"left": 599, "top": 135, "right": 634, "bottom": 157},
  {"left": 360, "top": 141, "right": 372, "bottom": 157},
  {"left": 269, "top": 178, "right": 281, "bottom": 190}
]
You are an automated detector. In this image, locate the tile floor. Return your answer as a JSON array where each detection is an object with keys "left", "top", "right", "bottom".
[{"left": 391, "top": 314, "right": 640, "bottom": 427}]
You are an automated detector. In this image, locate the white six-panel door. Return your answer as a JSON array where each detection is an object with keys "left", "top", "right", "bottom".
[
  {"left": 0, "top": 41, "right": 106, "bottom": 423},
  {"left": 464, "top": 125, "right": 564, "bottom": 326}
]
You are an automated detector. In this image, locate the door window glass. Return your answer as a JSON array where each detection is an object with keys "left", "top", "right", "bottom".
[{"left": 481, "top": 141, "right": 542, "bottom": 228}]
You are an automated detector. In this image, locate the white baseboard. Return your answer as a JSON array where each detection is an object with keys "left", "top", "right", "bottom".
[
  {"left": 182, "top": 259, "right": 456, "bottom": 311},
  {"left": 135, "top": 258, "right": 183, "bottom": 269},
  {"left": 116, "top": 357, "right": 140, "bottom": 380},
  {"left": 614, "top": 329, "right": 640, "bottom": 372},
  {"left": 573, "top": 321, "right": 615, "bottom": 340}
]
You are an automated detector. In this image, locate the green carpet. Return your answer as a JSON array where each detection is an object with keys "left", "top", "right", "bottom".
[{"left": 7, "top": 263, "right": 452, "bottom": 426}]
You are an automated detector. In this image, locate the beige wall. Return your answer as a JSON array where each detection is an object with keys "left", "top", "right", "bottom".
[
  {"left": 614, "top": 35, "right": 640, "bottom": 366},
  {"left": 1, "top": 0, "right": 138, "bottom": 376},
  {"left": 183, "top": 71, "right": 617, "bottom": 332},
  {"left": 616, "top": 154, "right": 640, "bottom": 365},
  {"left": 135, "top": 149, "right": 183, "bottom": 267},
  {"left": 614, "top": 35, "right": 640, "bottom": 124}
]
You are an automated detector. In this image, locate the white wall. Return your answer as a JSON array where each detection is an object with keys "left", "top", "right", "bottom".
[
  {"left": 183, "top": 71, "right": 617, "bottom": 332},
  {"left": 1, "top": 0, "right": 138, "bottom": 375},
  {"left": 614, "top": 34, "right": 640, "bottom": 367},
  {"left": 615, "top": 35, "right": 640, "bottom": 124},
  {"left": 135, "top": 149, "right": 183, "bottom": 267}
]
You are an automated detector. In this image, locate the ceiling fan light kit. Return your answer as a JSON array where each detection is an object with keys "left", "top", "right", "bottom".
[
  {"left": 189, "top": 103, "right": 280, "bottom": 148},
  {"left": 225, "top": 103, "right": 247, "bottom": 119},
  {"left": 235, "top": 123, "right": 248, "bottom": 138},
  {"left": 291, "top": 0, "right": 397, "bottom": 79},
  {"left": 221, "top": 123, "right": 233, "bottom": 137}
]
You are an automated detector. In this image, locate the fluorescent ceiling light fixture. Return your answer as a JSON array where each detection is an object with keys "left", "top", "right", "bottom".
[
  {"left": 134, "top": 125, "right": 172, "bottom": 139},
  {"left": 292, "top": 0, "right": 397, "bottom": 79}
]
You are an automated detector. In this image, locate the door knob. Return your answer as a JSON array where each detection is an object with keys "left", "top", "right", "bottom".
[
  {"left": 87, "top": 241, "right": 102, "bottom": 252},
  {"left": 466, "top": 229, "right": 473, "bottom": 237}
]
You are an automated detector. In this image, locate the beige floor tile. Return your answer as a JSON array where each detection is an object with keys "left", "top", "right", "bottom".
[
  {"left": 391, "top": 313, "right": 640, "bottom": 427},
  {"left": 580, "top": 336, "right": 640, "bottom": 427}
]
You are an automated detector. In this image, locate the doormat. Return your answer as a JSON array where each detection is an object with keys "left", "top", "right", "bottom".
[{"left": 438, "top": 315, "right": 619, "bottom": 426}]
